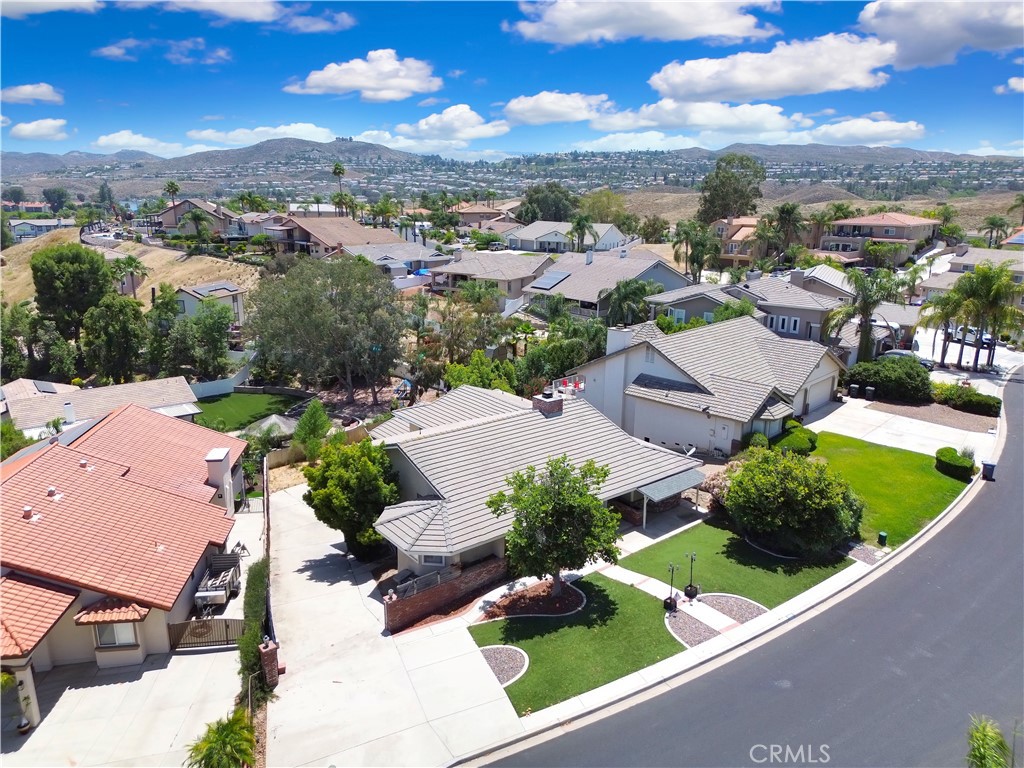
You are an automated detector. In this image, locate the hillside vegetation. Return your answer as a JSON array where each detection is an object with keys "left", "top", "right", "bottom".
[{"left": 2, "top": 229, "right": 259, "bottom": 308}]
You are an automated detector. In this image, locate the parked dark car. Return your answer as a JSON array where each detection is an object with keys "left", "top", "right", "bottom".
[{"left": 880, "top": 349, "right": 935, "bottom": 371}]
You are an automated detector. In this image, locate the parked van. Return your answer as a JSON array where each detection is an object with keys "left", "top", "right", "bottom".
[{"left": 488, "top": 241, "right": 505, "bottom": 251}]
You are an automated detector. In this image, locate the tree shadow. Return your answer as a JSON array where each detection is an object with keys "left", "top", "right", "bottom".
[
  {"left": 497, "top": 580, "right": 618, "bottom": 645},
  {"left": 720, "top": 535, "right": 845, "bottom": 577},
  {"left": 295, "top": 550, "right": 351, "bottom": 585}
]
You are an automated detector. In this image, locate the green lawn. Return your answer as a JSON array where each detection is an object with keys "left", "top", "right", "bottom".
[
  {"left": 814, "top": 432, "right": 968, "bottom": 547},
  {"left": 196, "top": 393, "right": 301, "bottom": 432},
  {"left": 468, "top": 574, "right": 681, "bottom": 715},
  {"left": 620, "top": 520, "right": 851, "bottom": 609}
]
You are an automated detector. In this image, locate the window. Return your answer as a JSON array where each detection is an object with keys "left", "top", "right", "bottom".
[
  {"left": 791, "top": 318, "right": 800, "bottom": 335},
  {"left": 421, "top": 554, "right": 446, "bottom": 566},
  {"left": 644, "top": 347, "right": 656, "bottom": 363},
  {"left": 176, "top": 300, "right": 186, "bottom": 314},
  {"left": 671, "top": 308, "right": 687, "bottom": 323},
  {"left": 727, "top": 243, "right": 738, "bottom": 254},
  {"left": 778, "top": 316, "right": 788, "bottom": 332},
  {"left": 703, "top": 312, "right": 714, "bottom": 323},
  {"left": 716, "top": 226, "right": 725, "bottom": 236},
  {"left": 883, "top": 227, "right": 896, "bottom": 236},
  {"left": 767, "top": 315, "right": 776, "bottom": 330},
  {"left": 95, "top": 622, "right": 136, "bottom": 648}
]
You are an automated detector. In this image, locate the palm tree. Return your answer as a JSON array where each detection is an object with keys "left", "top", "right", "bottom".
[
  {"left": 311, "top": 194, "right": 324, "bottom": 217},
  {"left": 183, "top": 207, "right": 211, "bottom": 248},
  {"left": 374, "top": 194, "right": 401, "bottom": 228},
  {"left": 825, "top": 201, "right": 857, "bottom": 221},
  {"left": 863, "top": 240, "right": 904, "bottom": 269},
  {"left": 568, "top": 213, "right": 599, "bottom": 252},
  {"left": 185, "top": 708, "right": 255, "bottom": 768},
  {"left": 902, "top": 262, "right": 926, "bottom": 303},
  {"left": 808, "top": 209, "right": 834, "bottom": 249},
  {"left": 686, "top": 225, "right": 718, "bottom": 286},
  {"left": 542, "top": 292, "right": 571, "bottom": 325},
  {"left": 917, "top": 291, "right": 963, "bottom": 367},
  {"left": 342, "top": 191, "right": 357, "bottom": 220},
  {"left": 1007, "top": 193, "right": 1024, "bottom": 227},
  {"left": 330, "top": 191, "right": 345, "bottom": 218},
  {"left": 331, "top": 162, "right": 346, "bottom": 196},
  {"left": 598, "top": 278, "right": 664, "bottom": 327},
  {"left": 672, "top": 219, "right": 699, "bottom": 275},
  {"left": 485, "top": 189, "right": 497, "bottom": 208},
  {"left": 163, "top": 180, "right": 180, "bottom": 216},
  {"left": 980, "top": 215, "right": 1011, "bottom": 247},
  {"left": 773, "top": 202, "right": 807, "bottom": 251},
  {"left": 957, "top": 261, "right": 1024, "bottom": 370},
  {"left": 822, "top": 269, "right": 905, "bottom": 363},
  {"left": 745, "top": 218, "right": 783, "bottom": 261},
  {"left": 111, "top": 255, "right": 150, "bottom": 300}
]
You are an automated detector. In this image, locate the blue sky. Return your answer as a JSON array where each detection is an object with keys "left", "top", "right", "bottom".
[{"left": 1, "top": 0, "right": 1022, "bottom": 160}]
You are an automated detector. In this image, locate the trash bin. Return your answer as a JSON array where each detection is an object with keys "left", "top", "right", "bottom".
[
  {"left": 878, "top": 531, "right": 888, "bottom": 546},
  {"left": 865, "top": 386, "right": 876, "bottom": 401},
  {"left": 982, "top": 461, "right": 996, "bottom": 481},
  {"left": 849, "top": 384, "right": 860, "bottom": 398}
]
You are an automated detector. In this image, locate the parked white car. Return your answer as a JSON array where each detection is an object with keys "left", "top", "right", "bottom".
[{"left": 953, "top": 326, "right": 994, "bottom": 348}]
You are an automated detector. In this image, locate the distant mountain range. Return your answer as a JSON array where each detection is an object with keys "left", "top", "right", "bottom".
[
  {"left": 691, "top": 143, "right": 994, "bottom": 165},
  {"left": 1, "top": 149, "right": 164, "bottom": 176}
]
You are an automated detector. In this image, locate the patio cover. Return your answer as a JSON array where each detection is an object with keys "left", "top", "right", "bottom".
[{"left": 638, "top": 468, "right": 705, "bottom": 503}]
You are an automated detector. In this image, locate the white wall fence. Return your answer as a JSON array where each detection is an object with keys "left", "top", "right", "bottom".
[
  {"left": 392, "top": 274, "right": 432, "bottom": 291},
  {"left": 189, "top": 353, "right": 255, "bottom": 399}
]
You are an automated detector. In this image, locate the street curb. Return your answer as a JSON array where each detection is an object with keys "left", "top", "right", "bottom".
[{"left": 446, "top": 369, "right": 1017, "bottom": 768}]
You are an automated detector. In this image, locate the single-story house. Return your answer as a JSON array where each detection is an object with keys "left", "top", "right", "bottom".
[
  {"left": 151, "top": 199, "right": 243, "bottom": 237},
  {"left": 370, "top": 385, "right": 703, "bottom": 577},
  {"left": 570, "top": 316, "right": 845, "bottom": 455},
  {"left": 9, "top": 218, "right": 76, "bottom": 239},
  {"left": 430, "top": 251, "right": 554, "bottom": 304},
  {"left": 523, "top": 249, "right": 689, "bottom": 319},
  {"left": 4, "top": 376, "right": 200, "bottom": 439},
  {"left": 1, "top": 405, "right": 246, "bottom": 727},
  {"left": 506, "top": 221, "right": 631, "bottom": 254},
  {"left": 787, "top": 263, "right": 856, "bottom": 303},
  {"left": 345, "top": 242, "right": 452, "bottom": 278},
  {"left": 456, "top": 204, "right": 519, "bottom": 228},
  {"left": 177, "top": 281, "right": 246, "bottom": 324},
  {"left": 0, "top": 379, "right": 79, "bottom": 419},
  {"left": 264, "top": 216, "right": 403, "bottom": 258}
]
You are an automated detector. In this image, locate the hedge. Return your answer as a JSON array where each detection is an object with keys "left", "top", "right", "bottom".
[
  {"left": 238, "top": 556, "right": 273, "bottom": 704},
  {"left": 771, "top": 424, "right": 818, "bottom": 455},
  {"left": 741, "top": 431, "right": 769, "bottom": 449},
  {"left": 932, "top": 382, "right": 1002, "bottom": 417},
  {"left": 845, "top": 356, "right": 932, "bottom": 403},
  {"left": 935, "top": 447, "right": 976, "bottom": 482}
]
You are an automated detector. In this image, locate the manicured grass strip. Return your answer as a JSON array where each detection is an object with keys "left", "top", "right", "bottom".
[
  {"left": 814, "top": 432, "right": 968, "bottom": 547},
  {"left": 621, "top": 521, "right": 851, "bottom": 610},
  {"left": 468, "top": 574, "right": 681, "bottom": 715},
  {"left": 196, "top": 393, "right": 301, "bottom": 432}
]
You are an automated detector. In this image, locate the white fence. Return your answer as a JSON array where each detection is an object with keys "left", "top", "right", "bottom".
[
  {"left": 189, "top": 354, "right": 255, "bottom": 399},
  {"left": 392, "top": 275, "right": 432, "bottom": 291}
]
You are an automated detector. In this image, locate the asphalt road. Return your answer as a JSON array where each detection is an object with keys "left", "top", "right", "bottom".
[{"left": 491, "top": 369, "right": 1023, "bottom": 768}]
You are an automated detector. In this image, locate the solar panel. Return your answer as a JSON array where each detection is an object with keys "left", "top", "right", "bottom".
[
  {"left": 530, "top": 270, "right": 571, "bottom": 291},
  {"left": 1004, "top": 230, "right": 1024, "bottom": 245},
  {"left": 35, "top": 381, "right": 58, "bottom": 394}
]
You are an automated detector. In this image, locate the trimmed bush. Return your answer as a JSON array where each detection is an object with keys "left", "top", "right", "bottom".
[
  {"left": 749, "top": 432, "right": 769, "bottom": 449},
  {"left": 238, "top": 556, "right": 273, "bottom": 704},
  {"left": 772, "top": 424, "right": 818, "bottom": 455},
  {"left": 932, "top": 382, "right": 1002, "bottom": 416},
  {"left": 846, "top": 355, "right": 932, "bottom": 403},
  {"left": 935, "top": 446, "right": 976, "bottom": 481}
]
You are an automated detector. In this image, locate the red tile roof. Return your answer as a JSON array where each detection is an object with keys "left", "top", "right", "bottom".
[
  {"left": 1, "top": 574, "right": 78, "bottom": 659},
  {"left": 75, "top": 597, "right": 150, "bottom": 625},
  {"left": 1, "top": 405, "right": 242, "bottom": 611},
  {"left": 70, "top": 404, "right": 246, "bottom": 504},
  {"left": 832, "top": 212, "right": 936, "bottom": 227}
]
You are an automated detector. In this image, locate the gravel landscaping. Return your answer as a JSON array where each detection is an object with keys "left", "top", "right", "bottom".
[
  {"left": 481, "top": 645, "right": 527, "bottom": 686},
  {"left": 866, "top": 400, "right": 996, "bottom": 432},
  {"left": 699, "top": 594, "right": 767, "bottom": 623},
  {"left": 666, "top": 609, "right": 720, "bottom": 647},
  {"left": 479, "top": 579, "right": 585, "bottom": 620}
]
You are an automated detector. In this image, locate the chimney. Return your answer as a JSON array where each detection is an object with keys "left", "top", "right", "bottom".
[
  {"left": 63, "top": 402, "right": 76, "bottom": 424},
  {"left": 585, "top": 249, "right": 593, "bottom": 265},
  {"left": 727, "top": 216, "right": 733, "bottom": 227},
  {"left": 216, "top": 202, "right": 223, "bottom": 216},
  {"left": 532, "top": 388, "right": 564, "bottom": 417},
  {"left": 606, "top": 324, "right": 633, "bottom": 355},
  {"left": 205, "top": 447, "right": 232, "bottom": 506},
  {"left": 790, "top": 268, "right": 804, "bottom": 288},
  {"left": 745, "top": 270, "right": 762, "bottom": 282}
]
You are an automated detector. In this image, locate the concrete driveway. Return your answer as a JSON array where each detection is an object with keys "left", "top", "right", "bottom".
[{"left": 266, "top": 485, "right": 522, "bottom": 767}]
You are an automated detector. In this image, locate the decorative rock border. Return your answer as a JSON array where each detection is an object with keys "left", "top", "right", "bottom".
[
  {"left": 665, "top": 610, "right": 719, "bottom": 648},
  {"left": 480, "top": 645, "right": 529, "bottom": 687},
  {"left": 475, "top": 580, "right": 588, "bottom": 624},
  {"left": 698, "top": 593, "right": 768, "bottom": 623}
]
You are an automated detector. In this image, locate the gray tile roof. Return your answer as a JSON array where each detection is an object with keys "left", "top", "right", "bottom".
[
  {"left": 737, "top": 277, "right": 844, "bottom": 312},
  {"left": 510, "top": 220, "right": 618, "bottom": 245},
  {"left": 522, "top": 251, "right": 684, "bottom": 304},
  {"left": 375, "top": 397, "right": 701, "bottom": 555},
  {"left": 370, "top": 385, "right": 531, "bottom": 441},
  {"left": 343, "top": 242, "right": 447, "bottom": 263},
  {"left": 873, "top": 301, "right": 922, "bottom": 328},
  {"left": 431, "top": 252, "right": 552, "bottom": 281},
  {"left": 7, "top": 376, "right": 197, "bottom": 431},
  {"left": 949, "top": 247, "right": 1023, "bottom": 273},
  {"left": 647, "top": 282, "right": 730, "bottom": 305},
  {"left": 625, "top": 372, "right": 776, "bottom": 423},
  {"left": 919, "top": 271, "right": 960, "bottom": 291},
  {"left": 795, "top": 264, "right": 854, "bottom": 296}
]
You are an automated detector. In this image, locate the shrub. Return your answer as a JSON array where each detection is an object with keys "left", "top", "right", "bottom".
[
  {"left": 935, "top": 446, "right": 976, "bottom": 482},
  {"left": 846, "top": 356, "right": 932, "bottom": 403},
  {"left": 70, "top": 377, "right": 84, "bottom": 387},
  {"left": 958, "top": 445, "right": 975, "bottom": 461},
  {"left": 238, "top": 556, "right": 273, "bottom": 704},
  {"left": 746, "top": 431, "right": 769, "bottom": 449},
  {"left": 772, "top": 424, "right": 818, "bottom": 455},
  {"left": 698, "top": 460, "right": 742, "bottom": 514},
  {"left": 932, "top": 382, "right": 1002, "bottom": 416}
]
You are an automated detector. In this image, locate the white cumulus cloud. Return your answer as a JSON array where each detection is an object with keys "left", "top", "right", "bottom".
[
  {"left": 573, "top": 131, "right": 703, "bottom": 152},
  {"left": 504, "top": 91, "right": 614, "bottom": 125},
  {"left": 590, "top": 100, "right": 799, "bottom": 133},
  {"left": 965, "top": 140, "right": 1024, "bottom": 157},
  {"left": 93, "top": 129, "right": 218, "bottom": 157},
  {"left": 1, "top": 115, "right": 11, "bottom": 128},
  {"left": 281, "top": 10, "right": 355, "bottom": 33},
  {"left": 156, "top": 0, "right": 284, "bottom": 23},
  {"left": 859, "top": 1, "right": 1024, "bottom": 69},
  {"left": 92, "top": 38, "right": 147, "bottom": 61},
  {"left": 0, "top": 82, "right": 64, "bottom": 104},
  {"left": 10, "top": 118, "right": 69, "bottom": 141},
  {"left": 785, "top": 117, "right": 926, "bottom": 147},
  {"left": 1, "top": 0, "right": 101, "bottom": 18},
  {"left": 995, "top": 77, "right": 1024, "bottom": 95},
  {"left": 353, "top": 129, "right": 470, "bottom": 155},
  {"left": 649, "top": 33, "right": 897, "bottom": 102},
  {"left": 505, "top": 0, "right": 778, "bottom": 44},
  {"left": 284, "top": 49, "right": 442, "bottom": 102},
  {"left": 395, "top": 104, "right": 509, "bottom": 140},
  {"left": 186, "top": 122, "right": 336, "bottom": 144},
  {"left": 417, "top": 97, "right": 449, "bottom": 107}
]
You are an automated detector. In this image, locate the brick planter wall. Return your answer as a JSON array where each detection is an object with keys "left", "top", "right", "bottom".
[{"left": 384, "top": 557, "right": 508, "bottom": 633}]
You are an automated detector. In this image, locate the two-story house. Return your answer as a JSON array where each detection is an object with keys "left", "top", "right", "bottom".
[
  {"left": 152, "top": 199, "right": 243, "bottom": 237},
  {"left": 176, "top": 281, "right": 247, "bottom": 325},
  {"left": 264, "top": 216, "right": 404, "bottom": 258},
  {"left": 820, "top": 213, "right": 937, "bottom": 263}
]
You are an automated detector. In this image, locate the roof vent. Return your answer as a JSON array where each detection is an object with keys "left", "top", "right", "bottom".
[
  {"left": 22, "top": 505, "right": 33, "bottom": 520},
  {"left": 79, "top": 458, "right": 88, "bottom": 468},
  {"left": 47, "top": 486, "right": 57, "bottom": 497}
]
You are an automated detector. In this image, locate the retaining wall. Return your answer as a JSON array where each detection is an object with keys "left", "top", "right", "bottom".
[{"left": 383, "top": 557, "right": 508, "bottom": 633}]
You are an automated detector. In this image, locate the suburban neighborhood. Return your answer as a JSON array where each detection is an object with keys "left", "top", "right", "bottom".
[{"left": 1, "top": 2, "right": 1023, "bottom": 767}]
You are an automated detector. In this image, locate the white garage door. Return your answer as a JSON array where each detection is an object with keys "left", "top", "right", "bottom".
[{"left": 804, "top": 377, "right": 834, "bottom": 414}]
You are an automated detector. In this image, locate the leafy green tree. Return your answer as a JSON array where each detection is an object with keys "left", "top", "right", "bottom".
[
  {"left": 428, "top": 209, "right": 459, "bottom": 229},
  {"left": 578, "top": 189, "right": 627, "bottom": 226},
  {"left": 145, "top": 283, "right": 180, "bottom": 372},
  {"left": 599, "top": 278, "right": 663, "bottom": 327},
  {"left": 1, "top": 299, "right": 32, "bottom": 382},
  {"left": 31, "top": 242, "right": 112, "bottom": 343},
  {"left": 724, "top": 448, "right": 862, "bottom": 560},
  {"left": 303, "top": 437, "right": 399, "bottom": 560},
  {"left": 822, "top": 269, "right": 906, "bottom": 363},
  {"left": 1, "top": 214, "right": 14, "bottom": 250},
  {"left": 6, "top": 186, "right": 25, "bottom": 205},
  {"left": 249, "top": 233, "right": 274, "bottom": 255},
  {"left": 192, "top": 300, "right": 234, "bottom": 380},
  {"left": 954, "top": 261, "right": 1024, "bottom": 371},
  {"left": 457, "top": 279, "right": 503, "bottom": 350},
  {"left": 520, "top": 181, "right": 578, "bottom": 223},
  {"left": 183, "top": 208, "right": 212, "bottom": 247},
  {"left": 966, "top": 715, "right": 1012, "bottom": 768},
  {"left": 184, "top": 708, "right": 255, "bottom": 768},
  {"left": 695, "top": 153, "right": 766, "bottom": 225},
  {"left": 293, "top": 399, "right": 331, "bottom": 464},
  {"left": 712, "top": 298, "right": 757, "bottom": 322},
  {"left": 863, "top": 240, "right": 904, "bottom": 269},
  {"left": 163, "top": 180, "right": 180, "bottom": 213},
  {"left": 41, "top": 187, "right": 71, "bottom": 214},
  {"left": 444, "top": 349, "right": 516, "bottom": 393},
  {"left": 638, "top": 214, "right": 669, "bottom": 244},
  {"left": 81, "top": 294, "right": 146, "bottom": 383},
  {"left": 1, "top": 421, "right": 34, "bottom": 460},
  {"left": 745, "top": 217, "right": 784, "bottom": 260},
  {"left": 163, "top": 316, "right": 200, "bottom": 378},
  {"left": 487, "top": 455, "right": 618, "bottom": 595}
]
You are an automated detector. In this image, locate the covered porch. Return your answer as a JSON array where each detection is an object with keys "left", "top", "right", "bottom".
[{"left": 611, "top": 467, "right": 707, "bottom": 530}]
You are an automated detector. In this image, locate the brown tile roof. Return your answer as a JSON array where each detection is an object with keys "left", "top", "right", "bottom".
[
  {"left": 285, "top": 217, "right": 404, "bottom": 248},
  {"left": 832, "top": 212, "right": 936, "bottom": 227},
  {"left": 1, "top": 574, "right": 78, "bottom": 658},
  {"left": 75, "top": 597, "right": 151, "bottom": 625},
  {"left": 70, "top": 404, "right": 247, "bottom": 504}
]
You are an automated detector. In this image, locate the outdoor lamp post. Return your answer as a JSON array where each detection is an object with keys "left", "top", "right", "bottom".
[
  {"left": 683, "top": 551, "right": 698, "bottom": 600},
  {"left": 664, "top": 563, "right": 680, "bottom": 611}
]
